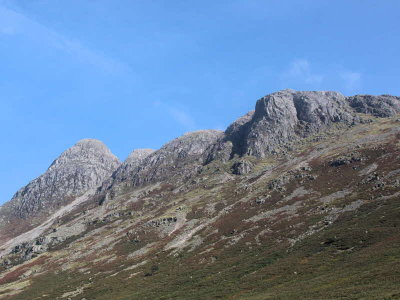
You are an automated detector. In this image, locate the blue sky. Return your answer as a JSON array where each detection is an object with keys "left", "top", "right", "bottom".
[{"left": 0, "top": 0, "right": 399, "bottom": 204}]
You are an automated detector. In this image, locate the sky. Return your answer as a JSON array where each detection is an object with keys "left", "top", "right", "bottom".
[{"left": 0, "top": 0, "right": 399, "bottom": 205}]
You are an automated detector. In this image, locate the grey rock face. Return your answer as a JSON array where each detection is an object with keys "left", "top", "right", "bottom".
[
  {"left": 225, "top": 111, "right": 255, "bottom": 138},
  {"left": 1, "top": 139, "right": 120, "bottom": 219},
  {"left": 346, "top": 94, "right": 400, "bottom": 117},
  {"left": 204, "top": 111, "right": 255, "bottom": 164},
  {"left": 113, "top": 149, "right": 154, "bottom": 182},
  {"left": 102, "top": 130, "right": 223, "bottom": 200},
  {"left": 224, "top": 111, "right": 255, "bottom": 158},
  {"left": 220, "top": 90, "right": 356, "bottom": 158},
  {"left": 131, "top": 130, "right": 222, "bottom": 185},
  {"left": 126, "top": 149, "right": 155, "bottom": 164},
  {"left": 231, "top": 159, "right": 254, "bottom": 175},
  {"left": 99, "top": 148, "right": 154, "bottom": 197}
]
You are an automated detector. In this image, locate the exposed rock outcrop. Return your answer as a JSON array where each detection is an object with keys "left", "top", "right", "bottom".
[
  {"left": 132, "top": 130, "right": 222, "bottom": 186},
  {"left": 347, "top": 94, "right": 400, "bottom": 117},
  {"left": 0, "top": 139, "right": 120, "bottom": 221},
  {"left": 213, "top": 90, "right": 356, "bottom": 159},
  {"left": 205, "top": 111, "right": 255, "bottom": 163},
  {"left": 100, "top": 149, "right": 154, "bottom": 189},
  {"left": 102, "top": 130, "right": 223, "bottom": 201},
  {"left": 98, "top": 148, "right": 154, "bottom": 202},
  {"left": 231, "top": 159, "right": 254, "bottom": 175},
  {"left": 214, "top": 90, "right": 399, "bottom": 161},
  {"left": 125, "top": 149, "right": 155, "bottom": 165}
]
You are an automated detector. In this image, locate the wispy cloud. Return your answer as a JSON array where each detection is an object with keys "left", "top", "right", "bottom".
[
  {"left": 282, "top": 59, "right": 323, "bottom": 85},
  {"left": 281, "top": 59, "right": 362, "bottom": 93},
  {"left": 340, "top": 71, "right": 361, "bottom": 92},
  {"left": 167, "top": 107, "right": 196, "bottom": 130},
  {"left": 153, "top": 101, "right": 196, "bottom": 131},
  {"left": 0, "top": 4, "right": 129, "bottom": 73}
]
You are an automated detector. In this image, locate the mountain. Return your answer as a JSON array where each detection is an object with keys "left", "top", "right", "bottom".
[
  {"left": 0, "top": 90, "right": 399, "bottom": 299},
  {"left": 0, "top": 139, "right": 120, "bottom": 245}
]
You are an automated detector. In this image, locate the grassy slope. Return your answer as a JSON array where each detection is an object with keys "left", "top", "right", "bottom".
[{"left": 10, "top": 196, "right": 400, "bottom": 300}]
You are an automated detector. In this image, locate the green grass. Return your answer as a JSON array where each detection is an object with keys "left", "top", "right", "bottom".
[{"left": 12, "top": 192, "right": 400, "bottom": 299}]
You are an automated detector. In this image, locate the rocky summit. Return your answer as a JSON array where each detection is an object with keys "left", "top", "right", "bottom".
[
  {"left": 0, "top": 90, "right": 400, "bottom": 299},
  {"left": 0, "top": 139, "right": 120, "bottom": 245}
]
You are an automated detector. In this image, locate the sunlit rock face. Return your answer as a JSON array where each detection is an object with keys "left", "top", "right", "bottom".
[
  {"left": 347, "top": 94, "right": 400, "bottom": 117},
  {"left": 99, "top": 130, "right": 224, "bottom": 202},
  {"left": 212, "top": 90, "right": 355, "bottom": 159},
  {"left": 204, "top": 90, "right": 400, "bottom": 162},
  {"left": 0, "top": 139, "right": 120, "bottom": 219}
]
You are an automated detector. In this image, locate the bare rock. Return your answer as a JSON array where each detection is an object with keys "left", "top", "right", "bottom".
[
  {"left": 222, "top": 90, "right": 356, "bottom": 158},
  {"left": 329, "top": 152, "right": 363, "bottom": 167},
  {"left": 99, "top": 148, "right": 154, "bottom": 194},
  {"left": 231, "top": 159, "right": 254, "bottom": 175},
  {"left": 346, "top": 94, "right": 400, "bottom": 117},
  {"left": 132, "top": 130, "right": 223, "bottom": 185},
  {"left": 0, "top": 139, "right": 120, "bottom": 220},
  {"left": 101, "top": 130, "right": 223, "bottom": 201}
]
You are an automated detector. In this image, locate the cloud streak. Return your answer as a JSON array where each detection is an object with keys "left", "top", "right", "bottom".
[
  {"left": 340, "top": 71, "right": 361, "bottom": 91},
  {"left": 167, "top": 107, "right": 196, "bottom": 130},
  {"left": 0, "top": 5, "right": 129, "bottom": 73},
  {"left": 282, "top": 59, "right": 323, "bottom": 85},
  {"left": 281, "top": 59, "right": 362, "bottom": 93},
  {"left": 153, "top": 101, "right": 197, "bottom": 131}
]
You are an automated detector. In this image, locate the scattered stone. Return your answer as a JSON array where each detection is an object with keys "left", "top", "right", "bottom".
[
  {"left": 231, "top": 160, "right": 254, "bottom": 175},
  {"left": 255, "top": 198, "right": 265, "bottom": 204},
  {"left": 146, "top": 217, "right": 178, "bottom": 228},
  {"left": 329, "top": 152, "right": 363, "bottom": 167}
]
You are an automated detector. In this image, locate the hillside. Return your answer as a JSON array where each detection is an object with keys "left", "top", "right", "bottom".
[{"left": 0, "top": 90, "right": 399, "bottom": 299}]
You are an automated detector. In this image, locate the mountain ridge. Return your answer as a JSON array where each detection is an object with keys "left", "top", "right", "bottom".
[
  {"left": 0, "top": 89, "right": 399, "bottom": 299},
  {"left": 1, "top": 89, "right": 399, "bottom": 242}
]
